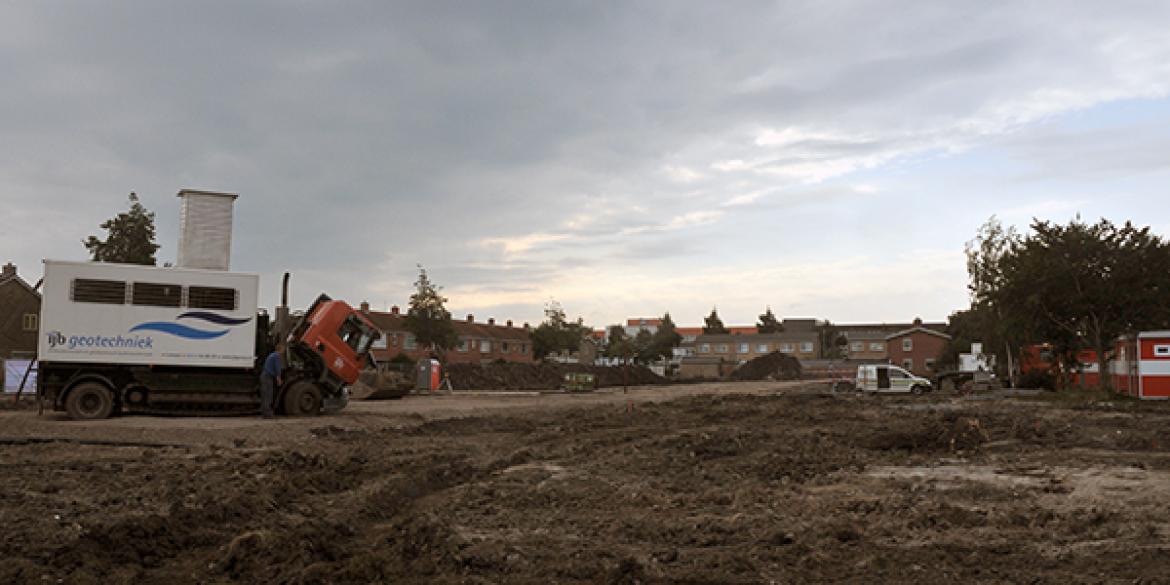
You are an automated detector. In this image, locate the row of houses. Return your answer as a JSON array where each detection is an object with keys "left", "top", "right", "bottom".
[
  {"left": 615, "top": 316, "right": 951, "bottom": 378},
  {"left": 360, "top": 304, "right": 537, "bottom": 366}
]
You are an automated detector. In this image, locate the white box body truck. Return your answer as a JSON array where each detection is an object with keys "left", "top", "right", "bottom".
[
  {"left": 36, "top": 260, "right": 380, "bottom": 420},
  {"left": 38, "top": 260, "right": 259, "bottom": 369}
]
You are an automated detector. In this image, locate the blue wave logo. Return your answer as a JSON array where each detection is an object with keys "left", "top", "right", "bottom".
[
  {"left": 130, "top": 313, "right": 252, "bottom": 340},
  {"left": 177, "top": 311, "right": 253, "bottom": 326}
]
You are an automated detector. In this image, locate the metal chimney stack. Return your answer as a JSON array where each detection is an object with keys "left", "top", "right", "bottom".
[{"left": 176, "top": 189, "right": 238, "bottom": 271}]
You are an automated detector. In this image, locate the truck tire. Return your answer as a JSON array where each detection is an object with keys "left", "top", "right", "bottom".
[
  {"left": 65, "top": 382, "right": 115, "bottom": 420},
  {"left": 284, "top": 381, "right": 323, "bottom": 416}
]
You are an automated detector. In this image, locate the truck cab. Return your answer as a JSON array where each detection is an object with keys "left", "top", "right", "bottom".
[
  {"left": 286, "top": 295, "right": 380, "bottom": 397},
  {"left": 856, "top": 364, "right": 932, "bottom": 394}
]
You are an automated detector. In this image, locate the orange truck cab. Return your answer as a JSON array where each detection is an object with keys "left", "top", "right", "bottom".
[{"left": 282, "top": 294, "right": 380, "bottom": 413}]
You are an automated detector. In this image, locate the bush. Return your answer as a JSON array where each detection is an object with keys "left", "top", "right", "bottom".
[{"left": 1018, "top": 369, "right": 1056, "bottom": 391}]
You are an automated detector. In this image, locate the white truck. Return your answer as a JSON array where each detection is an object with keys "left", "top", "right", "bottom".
[{"left": 37, "top": 260, "right": 379, "bottom": 419}]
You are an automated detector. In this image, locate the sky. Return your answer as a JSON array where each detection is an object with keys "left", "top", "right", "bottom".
[{"left": 3, "top": 1, "right": 1169, "bottom": 329}]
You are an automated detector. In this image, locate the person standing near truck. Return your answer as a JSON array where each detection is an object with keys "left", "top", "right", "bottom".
[{"left": 260, "top": 342, "right": 284, "bottom": 419}]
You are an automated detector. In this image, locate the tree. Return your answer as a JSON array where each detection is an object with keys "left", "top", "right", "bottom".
[
  {"left": 703, "top": 307, "right": 728, "bottom": 335},
  {"left": 403, "top": 265, "right": 458, "bottom": 353},
  {"left": 648, "top": 312, "right": 683, "bottom": 361},
  {"left": 633, "top": 329, "right": 657, "bottom": 364},
  {"left": 961, "top": 216, "right": 1024, "bottom": 380},
  {"left": 532, "top": 300, "right": 591, "bottom": 360},
  {"left": 603, "top": 325, "right": 633, "bottom": 360},
  {"left": 83, "top": 192, "right": 160, "bottom": 265},
  {"left": 992, "top": 217, "right": 1170, "bottom": 389},
  {"left": 819, "top": 320, "right": 847, "bottom": 359},
  {"left": 757, "top": 307, "right": 783, "bottom": 334}
]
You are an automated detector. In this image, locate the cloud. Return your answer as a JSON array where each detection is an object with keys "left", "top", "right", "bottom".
[{"left": 2, "top": 1, "right": 1169, "bottom": 327}]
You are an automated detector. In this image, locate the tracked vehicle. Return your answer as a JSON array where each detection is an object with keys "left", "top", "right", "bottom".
[{"left": 36, "top": 260, "right": 379, "bottom": 419}]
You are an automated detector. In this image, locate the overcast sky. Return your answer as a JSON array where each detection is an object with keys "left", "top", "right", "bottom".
[{"left": 3, "top": 1, "right": 1169, "bottom": 329}]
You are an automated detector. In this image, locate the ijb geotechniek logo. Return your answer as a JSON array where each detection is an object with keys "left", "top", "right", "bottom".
[{"left": 46, "top": 331, "right": 66, "bottom": 348}]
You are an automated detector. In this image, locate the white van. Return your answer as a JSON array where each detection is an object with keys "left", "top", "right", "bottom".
[{"left": 856, "top": 364, "right": 932, "bottom": 394}]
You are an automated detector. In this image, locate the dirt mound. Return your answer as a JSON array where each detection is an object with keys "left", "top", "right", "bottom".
[
  {"left": 351, "top": 370, "right": 411, "bottom": 400},
  {"left": 445, "top": 362, "right": 665, "bottom": 391},
  {"left": 729, "top": 352, "right": 802, "bottom": 381}
]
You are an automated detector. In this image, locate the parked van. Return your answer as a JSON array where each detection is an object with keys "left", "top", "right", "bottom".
[{"left": 856, "top": 364, "right": 932, "bottom": 394}]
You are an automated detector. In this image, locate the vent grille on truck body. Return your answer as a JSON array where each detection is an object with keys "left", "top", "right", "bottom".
[
  {"left": 188, "top": 286, "right": 237, "bottom": 310},
  {"left": 131, "top": 282, "right": 183, "bottom": 307},
  {"left": 72, "top": 279, "right": 128, "bottom": 304}
]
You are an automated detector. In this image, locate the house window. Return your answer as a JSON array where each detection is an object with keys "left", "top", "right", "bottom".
[
  {"left": 902, "top": 338, "right": 913, "bottom": 352},
  {"left": 72, "top": 279, "right": 127, "bottom": 304},
  {"left": 902, "top": 358, "right": 914, "bottom": 370},
  {"left": 757, "top": 343, "right": 769, "bottom": 353},
  {"left": 23, "top": 313, "right": 38, "bottom": 331},
  {"left": 457, "top": 339, "right": 469, "bottom": 352},
  {"left": 800, "top": 342, "right": 814, "bottom": 353},
  {"left": 925, "top": 358, "right": 936, "bottom": 371},
  {"left": 869, "top": 342, "right": 884, "bottom": 352},
  {"left": 480, "top": 340, "right": 492, "bottom": 352},
  {"left": 502, "top": 342, "right": 510, "bottom": 352},
  {"left": 699, "top": 343, "right": 711, "bottom": 353},
  {"left": 739, "top": 343, "right": 749, "bottom": 354},
  {"left": 520, "top": 344, "right": 527, "bottom": 354},
  {"left": 131, "top": 282, "right": 182, "bottom": 307},
  {"left": 780, "top": 343, "right": 794, "bottom": 353},
  {"left": 389, "top": 333, "right": 399, "bottom": 346},
  {"left": 404, "top": 334, "right": 417, "bottom": 350},
  {"left": 716, "top": 344, "right": 729, "bottom": 354},
  {"left": 851, "top": 341, "right": 864, "bottom": 352},
  {"left": 1154, "top": 344, "right": 1170, "bottom": 357}
]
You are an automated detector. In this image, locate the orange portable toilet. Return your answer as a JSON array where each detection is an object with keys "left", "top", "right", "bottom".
[{"left": 415, "top": 358, "right": 442, "bottom": 391}]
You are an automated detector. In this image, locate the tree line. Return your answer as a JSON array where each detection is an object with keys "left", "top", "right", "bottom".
[{"left": 947, "top": 215, "right": 1170, "bottom": 388}]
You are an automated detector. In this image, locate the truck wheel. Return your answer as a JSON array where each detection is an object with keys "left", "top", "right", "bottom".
[
  {"left": 911, "top": 384, "right": 926, "bottom": 395},
  {"left": 284, "top": 381, "right": 323, "bottom": 416},
  {"left": 65, "top": 382, "right": 115, "bottom": 420}
]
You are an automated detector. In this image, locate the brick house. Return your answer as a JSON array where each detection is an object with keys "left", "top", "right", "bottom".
[
  {"left": 838, "top": 321, "right": 947, "bottom": 361},
  {"left": 362, "top": 304, "right": 534, "bottom": 365},
  {"left": 884, "top": 319, "right": 951, "bottom": 376},
  {"left": 1, "top": 262, "right": 41, "bottom": 391},
  {"left": 0, "top": 263, "right": 40, "bottom": 360}
]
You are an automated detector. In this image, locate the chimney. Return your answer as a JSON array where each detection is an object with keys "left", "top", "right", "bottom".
[
  {"left": 506, "top": 320, "right": 513, "bottom": 328},
  {"left": 176, "top": 189, "right": 238, "bottom": 270},
  {"left": 488, "top": 317, "right": 495, "bottom": 326},
  {"left": 523, "top": 322, "right": 530, "bottom": 331},
  {"left": 360, "top": 301, "right": 370, "bottom": 314},
  {"left": 390, "top": 305, "right": 400, "bottom": 315},
  {"left": 467, "top": 314, "right": 474, "bottom": 323},
  {"left": 912, "top": 317, "right": 923, "bottom": 327},
  {"left": 1, "top": 262, "right": 14, "bottom": 279}
]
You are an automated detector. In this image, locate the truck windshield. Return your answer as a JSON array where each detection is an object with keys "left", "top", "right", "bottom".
[{"left": 338, "top": 316, "right": 377, "bottom": 355}]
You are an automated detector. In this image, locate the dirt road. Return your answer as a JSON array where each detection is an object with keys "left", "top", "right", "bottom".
[
  {"left": 5, "top": 383, "right": 1170, "bottom": 583},
  {"left": 0, "top": 381, "right": 791, "bottom": 447}
]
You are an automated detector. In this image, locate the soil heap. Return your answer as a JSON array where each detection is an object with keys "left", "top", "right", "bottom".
[
  {"left": 444, "top": 362, "right": 665, "bottom": 391},
  {"left": 730, "top": 351, "right": 802, "bottom": 381}
]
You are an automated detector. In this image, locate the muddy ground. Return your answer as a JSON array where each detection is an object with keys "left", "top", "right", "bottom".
[{"left": 3, "top": 383, "right": 1170, "bottom": 583}]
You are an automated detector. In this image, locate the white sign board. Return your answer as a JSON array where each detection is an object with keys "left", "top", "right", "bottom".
[{"left": 3, "top": 360, "right": 36, "bottom": 393}]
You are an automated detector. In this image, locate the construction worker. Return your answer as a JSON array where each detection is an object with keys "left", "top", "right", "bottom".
[{"left": 260, "top": 341, "right": 284, "bottom": 419}]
